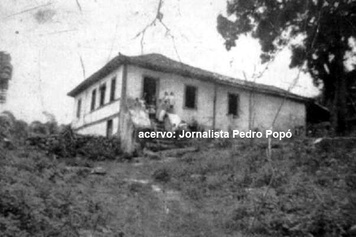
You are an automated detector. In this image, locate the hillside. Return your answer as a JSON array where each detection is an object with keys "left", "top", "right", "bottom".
[
  {"left": 1, "top": 136, "right": 356, "bottom": 237},
  {"left": 145, "top": 138, "right": 356, "bottom": 236}
]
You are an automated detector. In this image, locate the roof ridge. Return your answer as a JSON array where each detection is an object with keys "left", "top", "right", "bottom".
[{"left": 68, "top": 53, "right": 311, "bottom": 102}]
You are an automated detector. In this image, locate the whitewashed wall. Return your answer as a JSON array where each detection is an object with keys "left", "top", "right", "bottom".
[
  {"left": 125, "top": 65, "right": 306, "bottom": 132},
  {"left": 214, "top": 86, "right": 250, "bottom": 131},
  {"left": 71, "top": 64, "right": 306, "bottom": 136},
  {"left": 252, "top": 93, "right": 306, "bottom": 131},
  {"left": 71, "top": 66, "right": 123, "bottom": 135},
  {"left": 126, "top": 65, "right": 216, "bottom": 127},
  {"left": 76, "top": 117, "right": 119, "bottom": 136}
]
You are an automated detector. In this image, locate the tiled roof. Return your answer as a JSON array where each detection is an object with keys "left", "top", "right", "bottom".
[{"left": 67, "top": 53, "right": 310, "bottom": 102}]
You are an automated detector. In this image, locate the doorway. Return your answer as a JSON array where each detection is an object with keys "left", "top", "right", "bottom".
[
  {"left": 142, "top": 77, "right": 158, "bottom": 105},
  {"left": 106, "top": 119, "right": 113, "bottom": 137}
]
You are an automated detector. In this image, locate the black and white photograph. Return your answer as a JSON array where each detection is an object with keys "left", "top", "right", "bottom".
[{"left": 1, "top": 0, "right": 356, "bottom": 236}]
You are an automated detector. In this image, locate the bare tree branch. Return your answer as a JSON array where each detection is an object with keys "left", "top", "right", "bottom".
[
  {"left": 75, "top": 0, "right": 83, "bottom": 13},
  {"left": 169, "top": 34, "right": 181, "bottom": 62},
  {"left": 242, "top": 47, "right": 285, "bottom": 131},
  {"left": 271, "top": 68, "right": 301, "bottom": 128},
  {"left": 79, "top": 55, "right": 86, "bottom": 79},
  {"left": 3, "top": 3, "right": 53, "bottom": 19},
  {"left": 252, "top": 46, "right": 285, "bottom": 80},
  {"left": 107, "top": 22, "right": 119, "bottom": 62},
  {"left": 247, "top": 65, "right": 302, "bottom": 236},
  {"left": 133, "top": 0, "right": 181, "bottom": 61},
  {"left": 133, "top": 0, "right": 164, "bottom": 52},
  {"left": 38, "top": 29, "right": 78, "bottom": 37}
]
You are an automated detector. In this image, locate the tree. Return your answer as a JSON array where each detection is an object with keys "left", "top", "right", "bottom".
[
  {"left": 12, "top": 119, "right": 29, "bottom": 144},
  {"left": 29, "top": 121, "right": 48, "bottom": 135},
  {"left": 42, "top": 111, "right": 59, "bottom": 134},
  {"left": 0, "top": 52, "right": 13, "bottom": 104},
  {"left": 0, "top": 111, "right": 29, "bottom": 144},
  {"left": 217, "top": 0, "right": 356, "bottom": 135}
]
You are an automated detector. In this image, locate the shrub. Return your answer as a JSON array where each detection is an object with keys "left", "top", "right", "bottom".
[
  {"left": 152, "top": 138, "right": 356, "bottom": 236},
  {"left": 76, "top": 136, "right": 122, "bottom": 160},
  {"left": 0, "top": 148, "right": 110, "bottom": 236},
  {"left": 27, "top": 131, "right": 123, "bottom": 160},
  {"left": 152, "top": 167, "right": 170, "bottom": 183}
]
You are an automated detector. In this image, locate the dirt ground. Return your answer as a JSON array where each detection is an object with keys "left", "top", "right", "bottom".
[{"left": 75, "top": 156, "right": 226, "bottom": 237}]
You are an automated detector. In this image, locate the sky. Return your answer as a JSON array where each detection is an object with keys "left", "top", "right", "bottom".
[{"left": 0, "top": 0, "right": 320, "bottom": 124}]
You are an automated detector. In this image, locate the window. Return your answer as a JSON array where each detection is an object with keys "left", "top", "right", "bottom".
[
  {"left": 91, "top": 89, "right": 96, "bottom": 111},
  {"left": 76, "top": 98, "right": 82, "bottom": 118},
  {"left": 110, "top": 77, "right": 116, "bottom": 102},
  {"left": 99, "top": 83, "right": 106, "bottom": 106},
  {"left": 184, "top": 85, "right": 197, "bottom": 109},
  {"left": 228, "top": 93, "right": 239, "bottom": 116},
  {"left": 106, "top": 119, "right": 113, "bottom": 137}
]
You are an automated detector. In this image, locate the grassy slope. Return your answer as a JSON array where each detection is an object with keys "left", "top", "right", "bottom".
[{"left": 1, "top": 138, "right": 355, "bottom": 236}]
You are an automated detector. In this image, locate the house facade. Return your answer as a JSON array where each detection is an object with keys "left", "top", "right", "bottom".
[{"left": 68, "top": 53, "right": 309, "bottom": 151}]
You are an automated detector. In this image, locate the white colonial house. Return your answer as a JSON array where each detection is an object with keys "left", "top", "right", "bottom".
[{"left": 68, "top": 53, "right": 309, "bottom": 152}]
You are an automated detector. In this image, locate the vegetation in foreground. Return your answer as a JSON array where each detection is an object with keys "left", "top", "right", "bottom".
[
  {"left": 153, "top": 139, "right": 356, "bottom": 236},
  {"left": 0, "top": 112, "right": 355, "bottom": 237}
]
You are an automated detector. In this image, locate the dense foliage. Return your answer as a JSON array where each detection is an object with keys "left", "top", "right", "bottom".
[
  {"left": 154, "top": 138, "right": 356, "bottom": 236},
  {"left": 0, "top": 52, "right": 12, "bottom": 103},
  {"left": 1, "top": 110, "right": 355, "bottom": 236},
  {"left": 0, "top": 148, "right": 112, "bottom": 237},
  {"left": 217, "top": 0, "right": 356, "bottom": 134}
]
